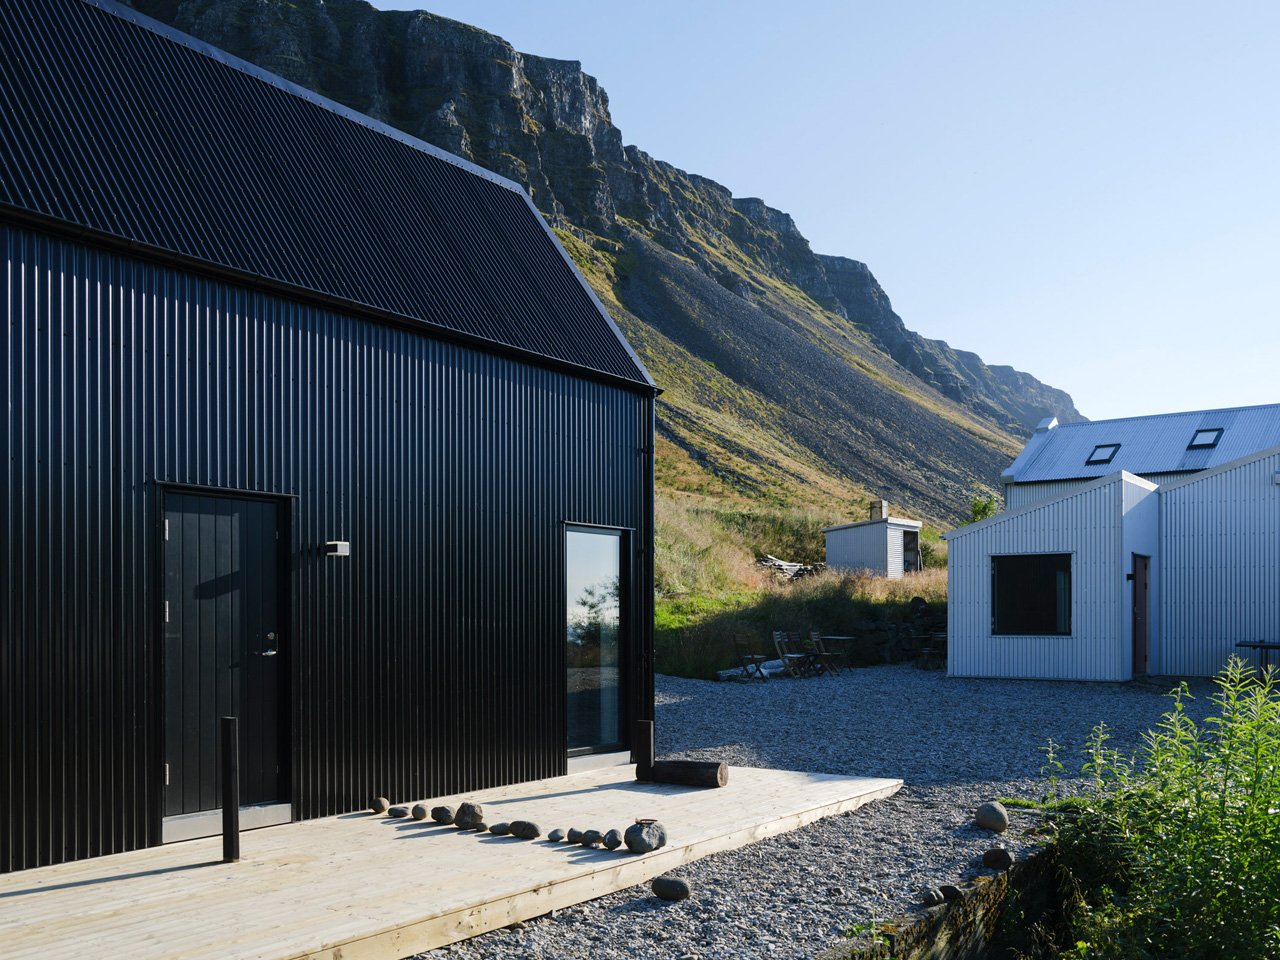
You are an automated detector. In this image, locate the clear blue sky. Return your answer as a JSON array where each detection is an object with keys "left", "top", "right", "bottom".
[{"left": 373, "top": 1, "right": 1279, "bottom": 421}]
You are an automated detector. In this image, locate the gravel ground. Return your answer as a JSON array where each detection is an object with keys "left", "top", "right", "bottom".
[{"left": 424, "top": 665, "right": 1217, "bottom": 960}]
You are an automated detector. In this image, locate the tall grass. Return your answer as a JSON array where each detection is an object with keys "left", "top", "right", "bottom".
[
  {"left": 655, "top": 568, "right": 947, "bottom": 679},
  {"left": 1050, "top": 659, "right": 1280, "bottom": 959}
]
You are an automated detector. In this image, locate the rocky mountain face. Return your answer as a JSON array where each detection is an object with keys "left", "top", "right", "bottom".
[{"left": 127, "top": 0, "right": 1081, "bottom": 523}]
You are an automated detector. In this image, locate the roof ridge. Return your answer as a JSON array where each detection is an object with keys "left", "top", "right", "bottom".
[
  {"left": 83, "top": 0, "right": 527, "bottom": 195},
  {"left": 1052, "top": 401, "right": 1280, "bottom": 431}
]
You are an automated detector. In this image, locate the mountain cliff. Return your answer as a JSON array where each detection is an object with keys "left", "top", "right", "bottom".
[{"left": 126, "top": 0, "right": 1082, "bottom": 524}]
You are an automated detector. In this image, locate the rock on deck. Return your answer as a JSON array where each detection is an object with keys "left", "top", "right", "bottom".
[{"left": 0, "top": 765, "right": 901, "bottom": 960}]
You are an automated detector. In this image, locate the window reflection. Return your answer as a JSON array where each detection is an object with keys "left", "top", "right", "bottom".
[{"left": 566, "top": 528, "right": 622, "bottom": 752}]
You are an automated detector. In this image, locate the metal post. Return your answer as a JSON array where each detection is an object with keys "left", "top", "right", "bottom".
[
  {"left": 221, "top": 716, "right": 240, "bottom": 863},
  {"left": 633, "top": 719, "right": 655, "bottom": 781}
]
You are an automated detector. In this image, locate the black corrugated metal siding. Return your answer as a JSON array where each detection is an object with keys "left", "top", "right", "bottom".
[
  {"left": 0, "top": 0, "right": 651, "bottom": 389},
  {"left": 0, "top": 223, "right": 655, "bottom": 872}
]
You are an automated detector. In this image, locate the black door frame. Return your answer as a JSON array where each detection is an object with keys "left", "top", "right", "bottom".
[
  {"left": 150, "top": 482, "right": 295, "bottom": 846},
  {"left": 562, "top": 521, "right": 634, "bottom": 759}
]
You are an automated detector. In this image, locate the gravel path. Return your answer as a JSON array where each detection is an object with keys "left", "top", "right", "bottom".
[{"left": 424, "top": 665, "right": 1217, "bottom": 960}]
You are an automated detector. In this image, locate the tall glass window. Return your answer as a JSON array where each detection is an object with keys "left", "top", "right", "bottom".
[{"left": 565, "top": 527, "right": 623, "bottom": 753}]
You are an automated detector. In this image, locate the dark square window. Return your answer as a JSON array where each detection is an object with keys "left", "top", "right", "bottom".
[
  {"left": 992, "top": 554, "right": 1071, "bottom": 635},
  {"left": 1086, "top": 444, "right": 1120, "bottom": 465},
  {"left": 1188, "top": 428, "right": 1223, "bottom": 450}
]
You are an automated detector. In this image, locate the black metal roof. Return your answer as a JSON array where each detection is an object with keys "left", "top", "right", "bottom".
[{"left": 0, "top": 0, "right": 654, "bottom": 390}]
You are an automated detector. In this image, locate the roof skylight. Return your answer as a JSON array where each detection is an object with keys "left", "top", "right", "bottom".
[
  {"left": 1086, "top": 443, "right": 1121, "bottom": 465},
  {"left": 1188, "top": 428, "right": 1223, "bottom": 450}
]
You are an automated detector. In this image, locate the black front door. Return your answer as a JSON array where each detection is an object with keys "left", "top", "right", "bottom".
[{"left": 163, "top": 493, "right": 287, "bottom": 817}]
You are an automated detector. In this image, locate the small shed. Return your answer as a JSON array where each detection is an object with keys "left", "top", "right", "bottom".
[{"left": 824, "top": 500, "right": 924, "bottom": 578}]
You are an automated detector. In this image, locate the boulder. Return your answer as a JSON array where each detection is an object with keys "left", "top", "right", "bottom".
[
  {"left": 489, "top": 822, "right": 511, "bottom": 836},
  {"left": 566, "top": 828, "right": 583, "bottom": 844},
  {"left": 939, "top": 884, "right": 963, "bottom": 902},
  {"left": 431, "top": 805, "right": 456, "bottom": 825},
  {"left": 455, "top": 801, "right": 484, "bottom": 830},
  {"left": 974, "top": 801, "right": 1010, "bottom": 833},
  {"left": 603, "top": 829, "right": 623, "bottom": 850},
  {"left": 548, "top": 829, "right": 566, "bottom": 842},
  {"left": 388, "top": 805, "right": 409, "bottom": 819},
  {"left": 651, "top": 875, "right": 691, "bottom": 901},
  {"left": 410, "top": 803, "right": 429, "bottom": 821},
  {"left": 580, "top": 829, "right": 604, "bottom": 848},
  {"left": 624, "top": 821, "right": 668, "bottom": 854},
  {"left": 922, "top": 887, "right": 946, "bottom": 906},
  {"left": 510, "top": 821, "right": 542, "bottom": 840},
  {"left": 983, "top": 847, "right": 1015, "bottom": 870},
  {"left": 371, "top": 797, "right": 390, "bottom": 815}
]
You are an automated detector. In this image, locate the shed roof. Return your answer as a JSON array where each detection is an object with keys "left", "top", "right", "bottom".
[
  {"left": 1003, "top": 403, "right": 1280, "bottom": 485},
  {"left": 0, "top": 0, "right": 654, "bottom": 390},
  {"left": 823, "top": 517, "right": 923, "bottom": 533}
]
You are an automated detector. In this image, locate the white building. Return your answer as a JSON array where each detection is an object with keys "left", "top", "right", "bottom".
[
  {"left": 946, "top": 404, "right": 1280, "bottom": 680},
  {"left": 825, "top": 500, "right": 923, "bottom": 579}
]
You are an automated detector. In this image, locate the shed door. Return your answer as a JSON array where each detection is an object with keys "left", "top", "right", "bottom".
[
  {"left": 163, "top": 493, "right": 287, "bottom": 817},
  {"left": 1132, "top": 554, "right": 1150, "bottom": 675}
]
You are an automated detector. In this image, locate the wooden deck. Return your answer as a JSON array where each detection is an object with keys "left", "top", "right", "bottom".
[{"left": 0, "top": 765, "right": 901, "bottom": 960}]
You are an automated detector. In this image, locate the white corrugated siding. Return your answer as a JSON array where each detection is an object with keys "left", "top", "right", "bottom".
[
  {"left": 1006, "top": 480, "right": 1091, "bottom": 510},
  {"left": 1007, "top": 472, "right": 1190, "bottom": 510},
  {"left": 826, "top": 522, "right": 889, "bottom": 575},
  {"left": 948, "top": 477, "right": 1133, "bottom": 680},
  {"left": 1160, "top": 450, "right": 1280, "bottom": 675}
]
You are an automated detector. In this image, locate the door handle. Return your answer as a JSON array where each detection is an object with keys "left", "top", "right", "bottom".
[{"left": 260, "top": 632, "right": 278, "bottom": 657}]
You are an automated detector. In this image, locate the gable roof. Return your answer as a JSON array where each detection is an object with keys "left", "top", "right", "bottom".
[
  {"left": 944, "top": 470, "right": 1157, "bottom": 540},
  {"left": 0, "top": 0, "right": 654, "bottom": 391},
  {"left": 1002, "top": 403, "right": 1280, "bottom": 485}
]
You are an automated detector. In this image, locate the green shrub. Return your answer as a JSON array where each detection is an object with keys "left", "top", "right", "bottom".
[{"left": 1051, "top": 659, "right": 1280, "bottom": 960}]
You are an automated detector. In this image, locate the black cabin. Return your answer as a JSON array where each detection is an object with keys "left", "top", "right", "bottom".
[{"left": 0, "top": 0, "right": 657, "bottom": 872}]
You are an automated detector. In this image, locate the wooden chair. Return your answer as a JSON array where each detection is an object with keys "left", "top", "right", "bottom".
[
  {"left": 773, "top": 631, "right": 817, "bottom": 678},
  {"left": 808, "top": 631, "right": 843, "bottom": 676},
  {"left": 734, "top": 635, "right": 769, "bottom": 681},
  {"left": 915, "top": 631, "right": 948, "bottom": 671}
]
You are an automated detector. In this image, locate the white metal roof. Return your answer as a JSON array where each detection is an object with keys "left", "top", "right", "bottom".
[
  {"left": 823, "top": 516, "right": 923, "bottom": 533},
  {"left": 1002, "top": 402, "right": 1280, "bottom": 484}
]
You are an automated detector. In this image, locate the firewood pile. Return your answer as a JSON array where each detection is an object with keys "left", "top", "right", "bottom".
[{"left": 756, "top": 554, "right": 827, "bottom": 581}]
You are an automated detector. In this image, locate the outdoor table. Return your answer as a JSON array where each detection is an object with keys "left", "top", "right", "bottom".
[{"left": 1235, "top": 641, "right": 1280, "bottom": 672}]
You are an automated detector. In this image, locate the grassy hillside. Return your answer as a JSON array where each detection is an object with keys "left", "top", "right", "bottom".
[{"left": 132, "top": 0, "right": 1077, "bottom": 531}]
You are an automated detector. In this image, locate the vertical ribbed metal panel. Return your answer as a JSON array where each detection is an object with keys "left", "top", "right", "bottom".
[
  {"left": 947, "top": 476, "right": 1137, "bottom": 681},
  {"left": 0, "top": 223, "right": 654, "bottom": 872},
  {"left": 825, "top": 522, "right": 889, "bottom": 575},
  {"left": 1006, "top": 473, "right": 1189, "bottom": 510},
  {"left": 1159, "top": 451, "right": 1280, "bottom": 676}
]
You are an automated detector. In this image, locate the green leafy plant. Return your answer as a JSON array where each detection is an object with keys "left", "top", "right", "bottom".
[
  {"left": 964, "top": 494, "right": 998, "bottom": 524},
  {"left": 1051, "top": 659, "right": 1280, "bottom": 959}
]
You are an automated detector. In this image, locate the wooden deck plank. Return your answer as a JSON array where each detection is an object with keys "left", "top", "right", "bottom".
[{"left": 0, "top": 766, "right": 900, "bottom": 960}]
